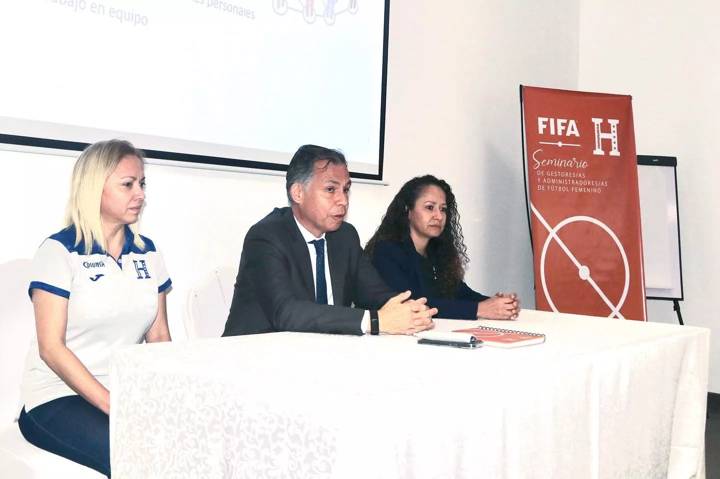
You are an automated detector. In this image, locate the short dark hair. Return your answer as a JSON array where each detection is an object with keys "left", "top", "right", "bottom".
[{"left": 286, "top": 145, "right": 347, "bottom": 204}]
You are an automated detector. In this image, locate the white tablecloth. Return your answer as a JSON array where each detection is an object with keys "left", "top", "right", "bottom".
[{"left": 110, "top": 310, "right": 709, "bottom": 478}]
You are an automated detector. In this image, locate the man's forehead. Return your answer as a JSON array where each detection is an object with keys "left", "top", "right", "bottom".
[{"left": 313, "top": 160, "right": 350, "bottom": 182}]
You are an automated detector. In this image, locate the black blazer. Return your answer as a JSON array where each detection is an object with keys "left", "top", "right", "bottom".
[
  {"left": 370, "top": 239, "right": 489, "bottom": 319},
  {"left": 223, "top": 207, "right": 395, "bottom": 336}
]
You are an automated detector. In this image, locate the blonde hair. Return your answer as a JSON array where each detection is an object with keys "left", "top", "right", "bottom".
[{"left": 65, "top": 139, "right": 146, "bottom": 254}]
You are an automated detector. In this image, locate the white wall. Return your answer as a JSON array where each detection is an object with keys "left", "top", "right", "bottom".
[{"left": 578, "top": 0, "right": 720, "bottom": 391}]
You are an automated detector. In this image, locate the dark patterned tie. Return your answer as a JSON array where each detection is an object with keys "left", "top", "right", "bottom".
[{"left": 309, "top": 239, "right": 328, "bottom": 304}]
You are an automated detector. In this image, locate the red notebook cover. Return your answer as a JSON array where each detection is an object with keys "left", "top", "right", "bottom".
[{"left": 454, "top": 326, "right": 546, "bottom": 348}]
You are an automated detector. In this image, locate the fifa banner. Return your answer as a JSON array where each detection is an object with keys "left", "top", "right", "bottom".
[{"left": 521, "top": 86, "right": 646, "bottom": 320}]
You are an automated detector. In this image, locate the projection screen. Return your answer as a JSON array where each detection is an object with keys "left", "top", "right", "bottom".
[{"left": 0, "top": 0, "right": 389, "bottom": 179}]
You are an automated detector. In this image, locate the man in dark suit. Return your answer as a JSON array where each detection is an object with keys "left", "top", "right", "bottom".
[{"left": 223, "top": 145, "right": 437, "bottom": 336}]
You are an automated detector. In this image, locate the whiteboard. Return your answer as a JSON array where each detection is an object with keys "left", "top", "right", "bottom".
[{"left": 637, "top": 156, "right": 684, "bottom": 300}]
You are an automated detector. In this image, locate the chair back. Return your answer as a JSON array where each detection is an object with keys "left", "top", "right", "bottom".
[
  {"left": 0, "top": 259, "right": 109, "bottom": 478},
  {"left": 185, "top": 266, "right": 237, "bottom": 339},
  {"left": 0, "top": 259, "right": 34, "bottom": 424}
]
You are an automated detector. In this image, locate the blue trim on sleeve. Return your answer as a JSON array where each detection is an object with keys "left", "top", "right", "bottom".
[
  {"left": 158, "top": 278, "right": 172, "bottom": 293},
  {"left": 29, "top": 281, "right": 70, "bottom": 299}
]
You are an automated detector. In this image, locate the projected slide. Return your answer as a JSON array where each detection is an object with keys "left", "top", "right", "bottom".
[{"left": 0, "top": 0, "right": 387, "bottom": 177}]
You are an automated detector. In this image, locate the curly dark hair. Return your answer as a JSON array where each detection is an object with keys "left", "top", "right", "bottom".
[{"left": 365, "top": 175, "right": 469, "bottom": 297}]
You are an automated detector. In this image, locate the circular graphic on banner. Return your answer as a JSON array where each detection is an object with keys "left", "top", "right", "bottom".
[{"left": 539, "top": 215, "right": 630, "bottom": 318}]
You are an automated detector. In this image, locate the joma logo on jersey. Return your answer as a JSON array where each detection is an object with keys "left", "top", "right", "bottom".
[
  {"left": 82, "top": 261, "right": 105, "bottom": 268},
  {"left": 133, "top": 260, "right": 151, "bottom": 279}
]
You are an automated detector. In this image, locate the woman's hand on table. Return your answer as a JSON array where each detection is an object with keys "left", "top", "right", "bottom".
[{"left": 476, "top": 293, "right": 520, "bottom": 320}]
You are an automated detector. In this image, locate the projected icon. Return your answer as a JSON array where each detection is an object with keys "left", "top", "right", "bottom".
[
  {"left": 531, "top": 204, "right": 630, "bottom": 319},
  {"left": 273, "top": 0, "right": 359, "bottom": 25}
]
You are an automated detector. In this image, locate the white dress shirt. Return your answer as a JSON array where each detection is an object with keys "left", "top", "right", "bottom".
[
  {"left": 293, "top": 216, "right": 370, "bottom": 333},
  {"left": 293, "top": 216, "right": 334, "bottom": 305}
]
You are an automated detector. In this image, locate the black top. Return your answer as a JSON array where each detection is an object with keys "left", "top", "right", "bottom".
[
  {"left": 370, "top": 239, "right": 489, "bottom": 319},
  {"left": 418, "top": 254, "right": 441, "bottom": 298}
]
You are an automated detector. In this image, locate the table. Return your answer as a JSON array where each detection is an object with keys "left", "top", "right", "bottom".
[{"left": 110, "top": 310, "right": 709, "bottom": 478}]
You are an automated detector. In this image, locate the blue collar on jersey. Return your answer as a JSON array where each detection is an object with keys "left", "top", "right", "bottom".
[{"left": 50, "top": 224, "right": 155, "bottom": 256}]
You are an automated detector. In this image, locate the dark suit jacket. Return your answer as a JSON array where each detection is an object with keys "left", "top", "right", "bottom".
[
  {"left": 370, "top": 239, "right": 489, "bottom": 320},
  {"left": 223, "top": 207, "right": 395, "bottom": 336}
]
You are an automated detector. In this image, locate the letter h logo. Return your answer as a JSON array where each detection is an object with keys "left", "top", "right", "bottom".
[
  {"left": 591, "top": 118, "right": 621, "bottom": 156},
  {"left": 133, "top": 260, "right": 151, "bottom": 279}
]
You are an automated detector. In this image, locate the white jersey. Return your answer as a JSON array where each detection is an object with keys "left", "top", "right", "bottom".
[{"left": 21, "top": 225, "right": 171, "bottom": 412}]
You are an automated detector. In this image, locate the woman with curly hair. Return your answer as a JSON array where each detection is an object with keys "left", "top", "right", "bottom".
[{"left": 365, "top": 175, "right": 519, "bottom": 320}]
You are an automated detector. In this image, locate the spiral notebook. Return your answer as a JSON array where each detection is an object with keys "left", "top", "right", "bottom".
[{"left": 453, "top": 325, "right": 546, "bottom": 348}]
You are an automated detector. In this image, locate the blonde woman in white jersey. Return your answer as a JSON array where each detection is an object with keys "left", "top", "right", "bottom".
[{"left": 18, "top": 140, "right": 172, "bottom": 477}]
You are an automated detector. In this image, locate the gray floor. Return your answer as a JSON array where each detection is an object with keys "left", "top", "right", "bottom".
[{"left": 707, "top": 395, "right": 719, "bottom": 478}]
